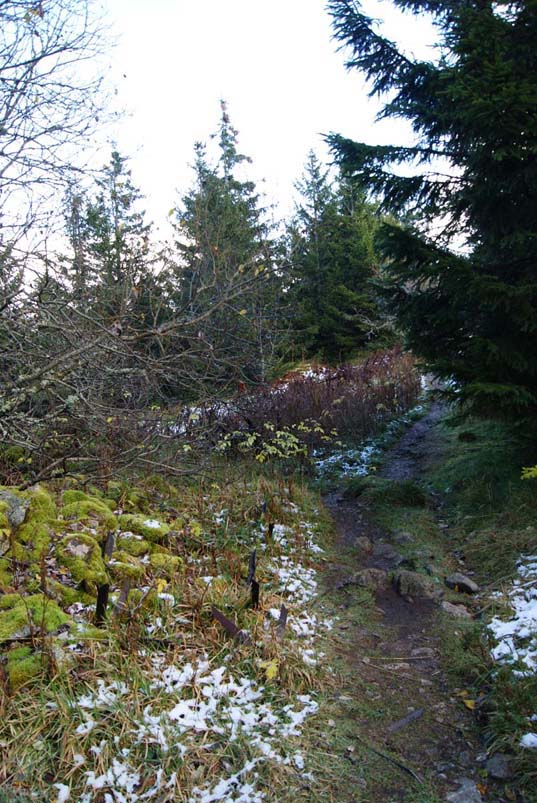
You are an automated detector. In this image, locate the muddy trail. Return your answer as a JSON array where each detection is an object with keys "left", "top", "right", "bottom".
[{"left": 321, "top": 405, "right": 504, "bottom": 803}]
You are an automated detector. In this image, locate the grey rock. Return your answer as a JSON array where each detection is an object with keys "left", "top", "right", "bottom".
[
  {"left": 442, "top": 600, "right": 472, "bottom": 619},
  {"left": 445, "top": 777, "right": 482, "bottom": 803},
  {"left": 352, "top": 568, "right": 388, "bottom": 591},
  {"left": 486, "top": 752, "right": 512, "bottom": 780},
  {"left": 0, "top": 489, "right": 29, "bottom": 528},
  {"left": 445, "top": 572, "right": 479, "bottom": 594},
  {"left": 394, "top": 569, "right": 436, "bottom": 599},
  {"left": 372, "top": 542, "right": 405, "bottom": 569},
  {"left": 393, "top": 530, "right": 414, "bottom": 545}
]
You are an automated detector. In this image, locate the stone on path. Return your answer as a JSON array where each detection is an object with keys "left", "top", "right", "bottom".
[
  {"left": 394, "top": 569, "right": 436, "bottom": 599},
  {"left": 445, "top": 572, "right": 479, "bottom": 594},
  {"left": 372, "top": 541, "right": 405, "bottom": 570},
  {"left": 441, "top": 600, "right": 472, "bottom": 619},
  {"left": 486, "top": 752, "right": 512, "bottom": 780},
  {"left": 445, "top": 777, "right": 482, "bottom": 803},
  {"left": 352, "top": 568, "right": 388, "bottom": 591}
]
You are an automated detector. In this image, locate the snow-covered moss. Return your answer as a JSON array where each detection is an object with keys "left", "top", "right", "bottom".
[
  {"left": 108, "top": 551, "right": 145, "bottom": 580},
  {"left": 56, "top": 534, "right": 108, "bottom": 586},
  {"left": 118, "top": 514, "right": 169, "bottom": 542},
  {"left": 116, "top": 533, "right": 151, "bottom": 557}
]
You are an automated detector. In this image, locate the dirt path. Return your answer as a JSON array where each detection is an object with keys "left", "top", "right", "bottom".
[{"left": 321, "top": 406, "right": 496, "bottom": 803}]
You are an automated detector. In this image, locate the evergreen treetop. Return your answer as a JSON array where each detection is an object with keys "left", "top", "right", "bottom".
[{"left": 327, "top": 0, "right": 537, "bottom": 420}]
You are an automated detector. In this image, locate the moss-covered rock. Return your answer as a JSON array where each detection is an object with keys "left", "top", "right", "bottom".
[
  {"left": 62, "top": 489, "right": 89, "bottom": 506},
  {"left": 62, "top": 497, "right": 117, "bottom": 531},
  {"left": 10, "top": 487, "right": 57, "bottom": 563},
  {"left": 0, "top": 488, "right": 29, "bottom": 528},
  {"left": 56, "top": 534, "right": 108, "bottom": 586},
  {"left": 47, "top": 579, "right": 94, "bottom": 607},
  {"left": 0, "top": 557, "right": 12, "bottom": 589},
  {"left": 118, "top": 514, "right": 169, "bottom": 542},
  {"left": 6, "top": 645, "right": 42, "bottom": 689},
  {"left": 149, "top": 552, "right": 183, "bottom": 576},
  {"left": 116, "top": 533, "right": 151, "bottom": 557},
  {"left": 108, "top": 551, "right": 145, "bottom": 580},
  {"left": 0, "top": 595, "right": 71, "bottom": 642}
]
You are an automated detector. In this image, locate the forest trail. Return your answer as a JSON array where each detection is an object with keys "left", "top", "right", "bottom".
[{"left": 321, "top": 406, "right": 502, "bottom": 803}]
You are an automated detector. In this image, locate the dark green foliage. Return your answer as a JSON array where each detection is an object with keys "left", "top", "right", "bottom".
[
  {"left": 170, "top": 103, "right": 283, "bottom": 390},
  {"left": 286, "top": 151, "right": 387, "bottom": 363},
  {"left": 327, "top": 0, "right": 537, "bottom": 421}
]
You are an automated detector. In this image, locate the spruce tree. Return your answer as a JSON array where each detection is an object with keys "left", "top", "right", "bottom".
[
  {"left": 172, "top": 104, "right": 282, "bottom": 388},
  {"left": 327, "top": 0, "right": 537, "bottom": 419},
  {"left": 288, "top": 151, "right": 382, "bottom": 362}
]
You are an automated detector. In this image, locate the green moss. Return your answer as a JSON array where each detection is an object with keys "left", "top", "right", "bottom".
[
  {"left": 109, "top": 551, "right": 145, "bottom": 580},
  {"left": 0, "top": 595, "right": 71, "bottom": 641},
  {"left": 1, "top": 445, "right": 26, "bottom": 463},
  {"left": 6, "top": 645, "right": 42, "bottom": 689},
  {"left": 68, "top": 621, "right": 109, "bottom": 641},
  {"left": 0, "top": 500, "right": 9, "bottom": 530},
  {"left": 149, "top": 552, "right": 183, "bottom": 576},
  {"left": 106, "top": 481, "right": 123, "bottom": 501},
  {"left": 13, "top": 521, "right": 52, "bottom": 563},
  {"left": 0, "top": 557, "right": 12, "bottom": 589},
  {"left": 118, "top": 514, "right": 169, "bottom": 542},
  {"left": 56, "top": 534, "right": 108, "bottom": 586},
  {"left": 47, "top": 580, "right": 94, "bottom": 607},
  {"left": 116, "top": 534, "right": 151, "bottom": 556},
  {"left": 62, "top": 489, "right": 89, "bottom": 505},
  {"left": 24, "top": 487, "right": 57, "bottom": 520},
  {"left": 62, "top": 497, "right": 117, "bottom": 531},
  {"left": 10, "top": 487, "right": 58, "bottom": 563}
]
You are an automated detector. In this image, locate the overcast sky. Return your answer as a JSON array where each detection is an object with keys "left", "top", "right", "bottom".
[{"left": 101, "top": 0, "right": 437, "bottom": 230}]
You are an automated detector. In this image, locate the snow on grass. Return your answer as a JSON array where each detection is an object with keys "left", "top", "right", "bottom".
[
  {"left": 55, "top": 504, "right": 329, "bottom": 803},
  {"left": 488, "top": 555, "right": 537, "bottom": 748},
  {"left": 488, "top": 555, "right": 537, "bottom": 676}
]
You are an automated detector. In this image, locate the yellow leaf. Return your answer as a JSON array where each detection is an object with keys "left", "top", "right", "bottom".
[
  {"left": 463, "top": 698, "right": 476, "bottom": 710},
  {"left": 156, "top": 579, "right": 168, "bottom": 594},
  {"left": 239, "top": 309, "right": 247, "bottom": 316},
  {"left": 107, "top": 417, "right": 114, "bottom": 423},
  {"left": 260, "top": 659, "right": 279, "bottom": 681}
]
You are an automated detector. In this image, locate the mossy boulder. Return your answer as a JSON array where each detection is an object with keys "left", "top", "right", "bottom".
[
  {"left": 116, "top": 533, "right": 151, "bottom": 557},
  {"left": 0, "top": 489, "right": 29, "bottom": 528},
  {"left": 47, "top": 579, "right": 94, "bottom": 607},
  {"left": 62, "top": 497, "right": 117, "bottom": 531},
  {"left": 118, "top": 514, "right": 169, "bottom": 542},
  {"left": 8, "top": 486, "right": 57, "bottom": 563},
  {"left": 62, "top": 489, "right": 89, "bottom": 506},
  {"left": 0, "top": 595, "right": 71, "bottom": 642},
  {"left": 56, "top": 534, "right": 108, "bottom": 586},
  {"left": 6, "top": 645, "right": 42, "bottom": 689},
  {"left": 149, "top": 552, "right": 183, "bottom": 576},
  {"left": 108, "top": 551, "right": 145, "bottom": 580}
]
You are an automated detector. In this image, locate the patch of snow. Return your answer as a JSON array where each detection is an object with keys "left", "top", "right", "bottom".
[
  {"left": 54, "top": 784, "right": 70, "bottom": 803},
  {"left": 488, "top": 556, "right": 537, "bottom": 676},
  {"left": 143, "top": 519, "right": 163, "bottom": 529},
  {"left": 520, "top": 733, "right": 537, "bottom": 748}
]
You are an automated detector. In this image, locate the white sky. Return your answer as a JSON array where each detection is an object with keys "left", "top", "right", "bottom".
[{"left": 100, "top": 0, "right": 437, "bottom": 231}]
